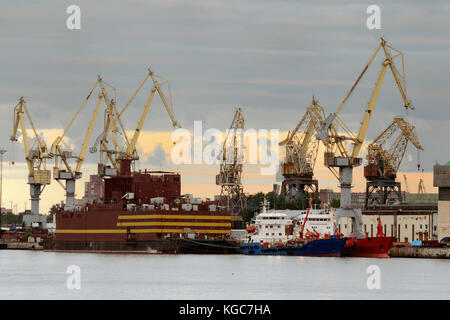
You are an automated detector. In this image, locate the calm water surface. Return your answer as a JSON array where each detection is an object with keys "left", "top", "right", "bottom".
[{"left": 0, "top": 250, "right": 448, "bottom": 299}]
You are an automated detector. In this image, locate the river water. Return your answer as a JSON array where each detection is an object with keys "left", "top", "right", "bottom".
[{"left": 0, "top": 250, "right": 448, "bottom": 299}]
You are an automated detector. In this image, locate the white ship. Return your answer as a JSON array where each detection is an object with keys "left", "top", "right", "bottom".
[{"left": 245, "top": 199, "right": 336, "bottom": 245}]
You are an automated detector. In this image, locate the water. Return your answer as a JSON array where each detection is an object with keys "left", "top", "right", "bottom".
[{"left": 0, "top": 250, "right": 449, "bottom": 299}]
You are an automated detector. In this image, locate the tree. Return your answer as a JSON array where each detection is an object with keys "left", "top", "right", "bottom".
[
  {"left": 330, "top": 198, "right": 340, "bottom": 208},
  {"left": 47, "top": 203, "right": 63, "bottom": 222},
  {"left": 240, "top": 190, "right": 322, "bottom": 223},
  {"left": 49, "top": 203, "right": 63, "bottom": 215}
]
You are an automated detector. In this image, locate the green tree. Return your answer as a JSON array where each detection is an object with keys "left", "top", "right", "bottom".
[
  {"left": 1, "top": 212, "right": 23, "bottom": 226},
  {"left": 330, "top": 198, "right": 340, "bottom": 208},
  {"left": 47, "top": 203, "right": 64, "bottom": 222},
  {"left": 240, "top": 190, "right": 322, "bottom": 223}
]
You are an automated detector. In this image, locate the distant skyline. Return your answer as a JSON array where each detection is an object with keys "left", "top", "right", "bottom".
[{"left": 1, "top": 1, "right": 448, "bottom": 213}]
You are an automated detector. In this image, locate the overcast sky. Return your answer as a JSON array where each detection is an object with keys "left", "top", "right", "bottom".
[{"left": 1, "top": 0, "right": 449, "bottom": 211}]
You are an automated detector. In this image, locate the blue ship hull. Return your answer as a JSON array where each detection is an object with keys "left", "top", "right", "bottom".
[{"left": 240, "top": 238, "right": 348, "bottom": 256}]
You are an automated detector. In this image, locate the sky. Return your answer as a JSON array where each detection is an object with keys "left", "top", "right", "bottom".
[{"left": 0, "top": 0, "right": 449, "bottom": 213}]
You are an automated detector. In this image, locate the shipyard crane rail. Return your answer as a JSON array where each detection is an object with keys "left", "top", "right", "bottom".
[
  {"left": 10, "top": 97, "right": 52, "bottom": 217},
  {"left": 316, "top": 38, "right": 415, "bottom": 238},
  {"left": 279, "top": 96, "right": 325, "bottom": 199},
  {"left": 364, "top": 117, "right": 423, "bottom": 207}
]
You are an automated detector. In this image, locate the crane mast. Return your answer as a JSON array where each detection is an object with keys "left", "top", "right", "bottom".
[
  {"left": 279, "top": 96, "right": 325, "bottom": 200},
  {"left": 10, "top": 97, "right": 52, "bottom": 222},
  {"left": 316, "top": 38, "right": 415, "bottom": 238},
  {"left": 364, "top": 117, "right": 423, "bottom": 207},
  {"left": 216, "top": 108, "right": 246, "bottom": 227}
]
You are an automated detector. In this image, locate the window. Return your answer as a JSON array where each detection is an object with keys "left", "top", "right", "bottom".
[{"left": 405, "top": 224, "right": 408, "bottom": 229}]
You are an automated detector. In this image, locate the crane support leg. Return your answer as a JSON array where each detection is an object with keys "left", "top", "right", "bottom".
[
  {"left": 66, "top": 179, "right": 76, "bottom": 208},
  {"left": 365, "top": 180, "right": 402, "bottom": 208},
  {"left": 29, "top": 183, "right": 41, "bottom": 215},
  {"left": 335, "top": 166, "right": 365, "bottom": 239}
]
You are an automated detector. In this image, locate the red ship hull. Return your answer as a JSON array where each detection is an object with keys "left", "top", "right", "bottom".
[{"left": 342, "top": 236, "right": 395, "bottom": 258}]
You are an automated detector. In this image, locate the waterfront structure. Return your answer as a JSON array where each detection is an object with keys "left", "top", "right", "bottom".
[
  {"left": 336, "top": 204, "right": 438, "bottom": 242},
  {"left": 433, "top": 164, "right": 450, "bottom": 241}
]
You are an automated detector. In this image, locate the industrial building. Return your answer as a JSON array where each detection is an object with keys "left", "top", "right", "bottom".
[
  {"left": 433, "top": 163, "right": 450, "bottom": 241},
  {"left": 337, "top": 204, "right": 438, "bottom": 242}
]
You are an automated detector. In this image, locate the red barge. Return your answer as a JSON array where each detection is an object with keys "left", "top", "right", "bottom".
[{"left": 44, "top": 166, "right": 241, "bottom": 254}]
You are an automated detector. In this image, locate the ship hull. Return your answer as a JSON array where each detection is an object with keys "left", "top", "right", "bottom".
[
  {"left": 240, "top": 238, "right": 348, "bottom": 257},
  {"left": 46, "top": 205, "right": 241, "bottom": 254},
  {"left": 44, "top": 238, "right": 241, "bottom": 254},
  {"left": 342, "top": 237, "right": 395, "bottom": 258}
]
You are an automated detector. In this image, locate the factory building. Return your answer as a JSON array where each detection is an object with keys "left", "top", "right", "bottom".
[{"left": 336, "top": 204, "right": 438, "bottom": 242}]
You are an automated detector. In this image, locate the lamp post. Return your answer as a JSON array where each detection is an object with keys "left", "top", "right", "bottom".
[{"left": 0, "top": 149, "right": 7, "bottom": 230}]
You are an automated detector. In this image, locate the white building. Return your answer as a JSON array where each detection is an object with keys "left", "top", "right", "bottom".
[{"left": 336, "top": 204, "right": 438, "bottom": 242}]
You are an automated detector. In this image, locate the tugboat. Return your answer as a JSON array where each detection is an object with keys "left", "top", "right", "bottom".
[{"left": 241, "top": 199, "right": 348, "bottom": 257}]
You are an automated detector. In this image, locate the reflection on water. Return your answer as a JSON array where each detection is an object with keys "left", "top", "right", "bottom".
[{"left": 0, "top": 251, "right": 449, "bottom": 299}]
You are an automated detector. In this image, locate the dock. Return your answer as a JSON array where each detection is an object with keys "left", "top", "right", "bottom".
[
  {"left": 389, "top": 246, "right": 450, "bottom": 259},
  {"left": 0, "top": 241, "right": 43, "bottom": 250}
]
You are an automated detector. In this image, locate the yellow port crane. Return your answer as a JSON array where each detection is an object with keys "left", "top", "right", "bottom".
[
  {"left": 10, "top": 97, "right": 52, "bottom": 217},
  {"left": 49, "top": 76, "right": 107, "bottom": 208},
  {"left": 90, "top": 67, "right": 181, "bottom": 176},
  {"left": 316, "top": 38, "right": 415, "bottom": 238},
  {"left": 418, "top": 178, "right": 426, "bottom": 196},
  {"left": 364, "top": 117, "right": 423, "bottom": 207},
  {"left": 403, "top": 174, "right": 409, "bottom": 201},
  {"left": 279, "top": 96, "right": 326, "bottom": 199}
]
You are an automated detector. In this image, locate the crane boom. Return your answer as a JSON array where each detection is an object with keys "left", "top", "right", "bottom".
[
  {"left": 50, "top": 78, "right": 100, "bottom": 154},
  {"left": 88, "top": 68, "right": 181, "bottom": 178},
  {"left": 279, "top": 97, "right": 325, "bottom": 199},
  {"left": 364, "top": 117, "right": 423, "bottom": 207},
  {"left": 51, "top": 78, "right": 107, "bottom": 208},
  {"left": 319, "top": 38, "right": 415, "bottom": 161},
  {"left": 315, "top": 38, "right": 416, "bottom": 238},
  {"left": 75, "top": 93, "right": 103, "bottom": 173},
  {"left": 149, "top": 68, "right": 181, "bottom": 128},
  {"left": 125, "top": 88, "right": 156, "bottom": 158}
]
